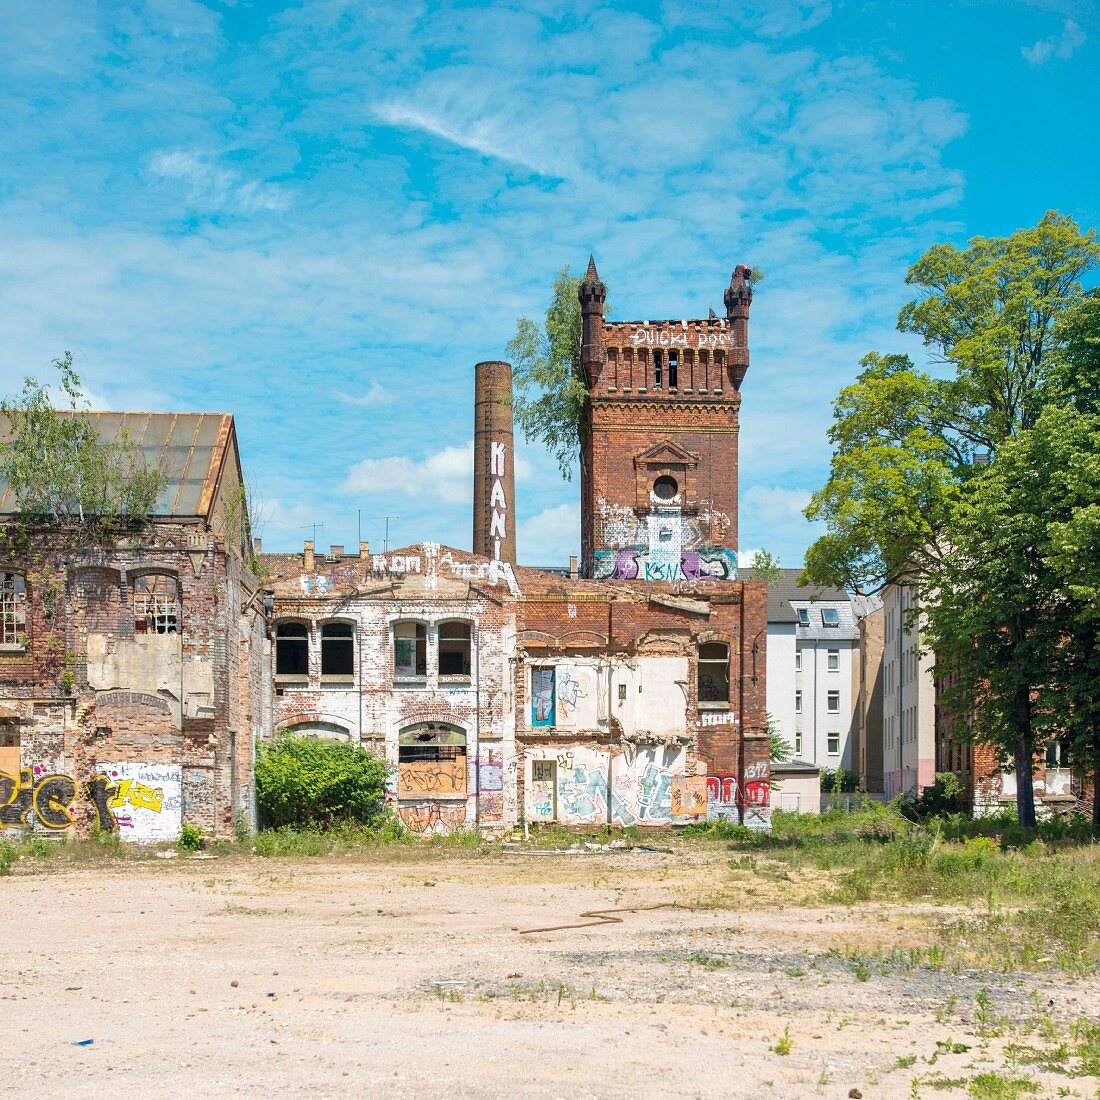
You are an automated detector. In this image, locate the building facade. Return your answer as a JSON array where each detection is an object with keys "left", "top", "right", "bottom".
[{"left": 0, "top": 413, "right": 267, "bottom": 841}]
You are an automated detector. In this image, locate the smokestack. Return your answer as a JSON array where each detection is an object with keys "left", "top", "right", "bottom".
[{"left": 473, "top": 360, "right": 517, "bottom": 564}]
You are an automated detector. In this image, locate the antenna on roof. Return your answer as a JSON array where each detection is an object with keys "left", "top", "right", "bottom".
[
  {"left": 300, "top": 522, "right": 325, "bottom": 543},
  {"left": 383, "top": 516, "right": 399, "bottom": 554}
]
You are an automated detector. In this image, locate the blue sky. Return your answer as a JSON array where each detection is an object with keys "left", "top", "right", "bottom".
[{"left": 0, "top": 0, "right": 1095, "bottom": 567}]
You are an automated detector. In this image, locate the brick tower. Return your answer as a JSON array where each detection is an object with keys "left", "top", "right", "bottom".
[
  {"left": 579, "top": 258, "right": 753, "bottom": 580},
  {"left": 473, "top": 359, "right": 517, "bottom": 564}
]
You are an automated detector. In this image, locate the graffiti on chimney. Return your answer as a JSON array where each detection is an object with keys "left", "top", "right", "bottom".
[{"left": 489, "top": 440, "right": 509, "bottom": 561}]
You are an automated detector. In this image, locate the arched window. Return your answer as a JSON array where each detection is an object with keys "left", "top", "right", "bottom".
[
  {"left": 438, "top": 621, "right": 471, "bottom": 679},
  {"left": 286, "top": 721, "right": 350, "bottom": 742},
  {"left": 276, "top": 622, "right": 309, "bottom": 677},
  {"left": 393, "top": 621, "right": 427, "bottom": 680},
  {"left": 321, "top": 622, "right": 354, "bottom": 678},
  {"left": 0, "top": 572, "right": 26, "bottom": 648},
  {"left": 398, "top": 722, "right": 467, "bottom": 795},
  {"left": 698, "top": 641, "right": 730, "bottom": 704},
  {"left": 132, "top": 574, "right": 179, "bottom": 635}
]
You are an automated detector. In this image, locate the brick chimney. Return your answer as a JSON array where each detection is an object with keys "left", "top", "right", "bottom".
[
  {"left": 359, "top": 540, "right": 370, "bottom": 559},
  {"left": 304, "top": 540, "right": 314, "bottom": 572},
  {"left": 473, "top": 360, "right": 517, "bottom": 564}
]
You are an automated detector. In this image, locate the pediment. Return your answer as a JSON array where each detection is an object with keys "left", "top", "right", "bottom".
[{"left": 633, "top": 439, "right": 700, "bottom": 467}]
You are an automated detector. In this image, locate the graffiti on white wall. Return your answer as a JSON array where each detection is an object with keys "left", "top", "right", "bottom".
[{"left": 101, "top": 763, "right": 183, "bottom": 841}]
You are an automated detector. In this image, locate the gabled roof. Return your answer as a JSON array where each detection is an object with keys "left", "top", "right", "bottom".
[
  {"left": 633, "top": 439, "right": 700, "bottom": 466},
  {"left": 0, "top": 411, "right": 237, "bottom": 519}
]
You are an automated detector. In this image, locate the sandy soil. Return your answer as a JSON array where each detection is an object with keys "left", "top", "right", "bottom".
[{"left": 1, "top": 845, "right": 1096, "bottom": 1098}]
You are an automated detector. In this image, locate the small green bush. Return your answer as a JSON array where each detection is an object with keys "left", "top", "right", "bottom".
[
  {"left": 255, "top": 735, "right": 389, "bottom": 829},
  {"left": 177, "top": 823, "right": 204, "bottom": 851},
  {"left": 0, "top": 838, "right": 16, "bottom": 876}
]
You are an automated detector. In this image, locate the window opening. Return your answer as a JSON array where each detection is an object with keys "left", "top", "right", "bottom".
[
  {"left": 797, "top": 608, "right": 810, "bottom": 626},
  {"left": 652, "top": 475, "right": 679, "bottom": 501},
  {"left": 653, "top": 350, "right": 663, "bottom": 387},
  {"left": 531, "top": 666, "right": 556, "bottom": 726},
  {"left": 397, "top": 724, "right": 467, "bottom": 795},
  {"left": 794, "top": 731, "right": 802, "bottom": 755},
  {"left": 0, "top": 573, "right": 27, "bottom": 647},
  {"left": 668, "top": 350, "right": 678, "bottom": 388},
  {"left": 438, "top": 621, "right": 472, "bottom": 678},
  {"left": 794, "top": 649, "right": 802, "bottom": 672},
  {"left": 394, "top": 622, "right": 427, "bottom": 679},
  {"left": 821, "top": 608, "right": 840, "bottom": 627},
  {"left": 827, "top": 649, "right": 840, "bottom": 671},
  {"left": 321, "top": 622, "right": 354, "bottom": 677},
  {"left": 533, "top": 760, "right": 555, "bottom": 783},
  {"left": 794, "top": 690, "right": 802, "bottom": 714},
  {"left": 133, "top": 574, "right": 179, "bottom": 635},
  {"left": 827, "top": 733, "right": 840, "bottom": 755},
  {"left": 698, "top": 641, "right": 730, "bottom": 703},
  {"left": 275, "top": 622, "right": 309, "bottom": 676},
  {"left": 827, "top": 690, "right": 840, "bottom": 713}
]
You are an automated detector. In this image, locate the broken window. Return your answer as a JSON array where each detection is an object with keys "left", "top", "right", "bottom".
[
  {"left": 438, "top": 621, "right": 471, "bottom": 679},
  {"left": 321, "top": 622, "right": 354, "bottom": 678},
  {"left": 393, "top": 621, "right": 427, "bottom": 680},
  {"left": 0, "top": 572, "right": 26, "bottom": 647},
  {"left": 697, "top": 641, "right": 730, "bottom": 704},
  {"left": 653, "top": 350, "right": 663, "bottom": 387},
  {"left": 668, "top": 350, "right": 678, "bottom": 388},
  {"left": 531, "top": 666, "right": 556, "bottom": 726},
  {"left": 275, "top": 622, "right": 309, "bottom": 677},
  {"left": 132, "top": 574, "right": 179, "bottom": 635}
]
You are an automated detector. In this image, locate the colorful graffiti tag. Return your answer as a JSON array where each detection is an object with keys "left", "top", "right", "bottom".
[
  {"left": 0, "top": 762, "right": 182, "bottom": 839},
  {"left": 594, "top": 546, "right": 738, "bottom": 582}
]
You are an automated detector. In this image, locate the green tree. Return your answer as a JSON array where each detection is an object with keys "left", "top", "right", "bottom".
[
  {"left": 805, "top": 213, "right": 1100, "bottom": 826},
  {"left": 0, "top": 353, "right": 166, "bottom": 532},
  {"left": 505, "top": 267, "right": 589, "bottom": 479},
  {"left": 767, "top": 713, "right": 792, "bottom": 762},
  {"left": 748, "top": 548, "right": 783, "bottom": 586},
  {"left": 255, "top": 735, "right": 389, "bottom": 829}
]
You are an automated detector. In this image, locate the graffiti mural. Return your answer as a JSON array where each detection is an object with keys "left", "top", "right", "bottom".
[
  {"left": 101, "top": 763, "right": 183, "bottom": 841},
  {"left": 399, "top": 802, "right": 467, "bottom": 835},
  {"left": 706, "top": 775, "right": 739, "bottom": 822},
  {"left": 1, "top": 763, "right": 183, "bottom": 839},
  {"left": 594, "top": 546, "right": 737, "bottom": 582}
]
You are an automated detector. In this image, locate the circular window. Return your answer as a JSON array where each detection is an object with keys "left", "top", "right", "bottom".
[{"left": 653, "top": 476, "right": 679, "bottom": 501}]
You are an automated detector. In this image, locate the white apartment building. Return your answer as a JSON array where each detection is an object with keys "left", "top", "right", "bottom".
[
  {"left": 881, "top": 582, "right": 935, "bottom": 798},
  {"left": 767, "top": 571, "right": 859, "bottom": 772}
]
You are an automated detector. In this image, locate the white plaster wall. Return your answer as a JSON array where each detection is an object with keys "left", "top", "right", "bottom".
[
  {"left": 794, "top": 639, "right": 857, "bottom": 770},
  {"left": 766, "top": 623, "right": 797, "bottom": 753},
  {"left": 773, "top": 772, "right": 820, "bottom": 815}
]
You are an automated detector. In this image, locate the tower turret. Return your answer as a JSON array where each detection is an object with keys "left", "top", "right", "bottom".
[
  {"left": 724, "top": 264, "right": 753, "bottom": 388},
  {"left": 579, "top": 256, "right": 607, "bottom": 388}
]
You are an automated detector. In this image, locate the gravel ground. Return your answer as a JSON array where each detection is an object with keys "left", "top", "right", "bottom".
[{"left": 1, "top": 846, "right": 1096, "bottom": 1098}]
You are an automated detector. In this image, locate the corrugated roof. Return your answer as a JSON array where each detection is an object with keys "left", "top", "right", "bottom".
[{"left": 0, "top": 411, "right": 234, "bottom": 519}]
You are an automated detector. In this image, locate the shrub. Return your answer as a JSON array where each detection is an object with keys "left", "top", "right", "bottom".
[
  {"left": 0, "top": 838, "right": 15, "bottom": 876},
  {"left": 177, "top": 823, "right": 204, "bottom": 851},
  {"left": 819, "top": 767, "right": 859, "bottom": 794},
  {"left": 255, "top": 735, "right": 389, "bottom": 829}
]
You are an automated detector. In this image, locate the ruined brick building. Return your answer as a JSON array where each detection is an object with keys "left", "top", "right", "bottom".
[
  {"left": 0, "top": 414, "right": 269, "bottom": 841},
  {"left": 262, "top": 262, "right": 770, "bottom": 833}
]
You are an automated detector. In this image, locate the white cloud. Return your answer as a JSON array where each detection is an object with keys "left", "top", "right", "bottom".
[
  {"left": 372, "top": 100, "right": 561, "bottom": 177},
  {"left": 334, "top": 383, "right": 391, "bottom": 407},
  {"left": 148, "top": 151, "right": 289, "bottom": 214},
  {"left": 343, "top": 440, "right": 534, "bottom": 506},
  {"left": 1021, "top": 19, "right": 1086, "bottom": 64},
  {"left": 519, "top": 503, "right": 579, "bottom": 565}
]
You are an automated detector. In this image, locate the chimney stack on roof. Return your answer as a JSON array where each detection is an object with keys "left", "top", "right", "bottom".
[
  {"left": 359, "top": 540, "right": 370, "bottom": 559},
  {"left": 304, "top": 540, "right": 314, "bottom": 572}
]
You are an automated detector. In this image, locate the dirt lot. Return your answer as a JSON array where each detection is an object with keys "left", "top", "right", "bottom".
[{"left": 1, "top": 844, "right": 1097, "bottom": 1098}]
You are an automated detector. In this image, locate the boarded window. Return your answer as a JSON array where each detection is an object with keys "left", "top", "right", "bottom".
[
  {"left": 531, "top": 666, "right": 555, "bottom": 726},
  {"left": 438, "top": 621, "right": 471, "bottom": 678},
  {"left": 276, "top": 622, "right": 309, "bottom": 676},
  {"left": 394, "top": 621, "right": 427, "bottom": 679},
  {"left": 321, "top": 622, "right": 354, "bottom": 677},
  {"left": 698, "top": 642, "right": 730, "bottom": 703},
  {"left": 0, "top": 573, "right": 26, "bottom": 647},
  {"left": 398, "top": 723, "right": 467, "bottom": 795},
  {"left": 132, "top": 574, "right": 179, "bottom": 635}
]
